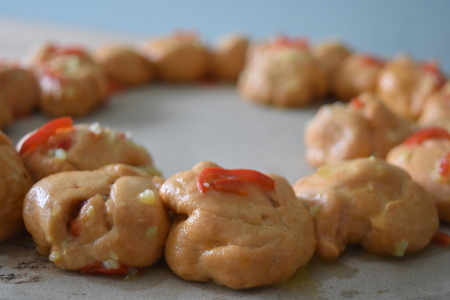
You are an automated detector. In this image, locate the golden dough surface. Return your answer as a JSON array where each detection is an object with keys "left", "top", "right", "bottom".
[
  {"left": 23, "top": 164, "right": 169, "bottom": 271},
  {"left": 293, "top": 157, "right": 439, "bottom": 262},
  {"left": 0, "top": 130, "right": 34, "bottom": 242},
  {"left": 160, "top": 161, "right": 316, "bottom": 289}
]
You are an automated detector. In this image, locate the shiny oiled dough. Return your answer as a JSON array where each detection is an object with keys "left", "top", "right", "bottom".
[
  {"left": 18, "top": 123, "right": 159, "bottom": 182},
  {"left": 238, "top": 40, "right": 327, "bottom": 107},
  {"left": 376, "top": 54, "right": 443, "bottom": 121},
  {"left": 293, "top": 157, "right": 439, "bottom": 262},
  {"left": 160, "top": 161, "right": 316, "bottom": 289},
  {"left": 23, "top": 164, "right": 169, "bottom": 270},
  {"left": 28, "top": 42, "right": 108, "bottom": 117},
  {"left": 387, "top": 138, "right": 450, "bottom": 222},
  {"left": 141, "top": 35, "right": 209, "bottom": 82},
  {"left": 418, "top": 81, "right": 450, "bottom": 130},
  {"left": 94, "top": 45, "right": 155, "bottom": 87},
  {"left": 0, "top": 131, "right": 34, "bottom": 242},
  {"left": 305, "top": 92, "right": 413, "bottom": 168}
]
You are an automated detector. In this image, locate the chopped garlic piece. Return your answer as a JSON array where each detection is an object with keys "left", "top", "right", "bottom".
[
  {"left": 393, "top": 240, "right": 409, "bottom": 257},
  {"left": 139, "top": 189, "right": 155, "bottom": 204},
  {"left": 308, "top": 203, "right": 321, "bottom": 218},
  {"left": 50, "top": 205, "right": 61, "bottom": 216},
  {"left": 110, "top": 251, "right": 119, "bottom": 260},
  {"left": 49, "top": 251, "right": 61, "bottom": 262},
  {"left": 61, "top": 236, "right": 73, "bottom": 247},
  {"left": 103, "top": 259, "right": 120, "bottom": 270},
  {"left": 85, "top": 205, "right": 94, "bottom": 217},
  {"left": 385, "top": 130, "right": 398, "bottom": 142},
  {"left": 63, "top": 56, "right": 81, "bottom": 74},
  {"left": 54, "top": 148, "right": 67, "bottom": 161},
  {"left": 89, "top": 122, "right": 102, "bottom": 135},
  {"left": 145, "top": 226, "right": 158, "bottom": 238}
]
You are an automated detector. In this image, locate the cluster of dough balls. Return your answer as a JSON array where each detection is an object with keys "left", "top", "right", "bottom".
[
  {"left": 0, "top": 31, "right": 250, "bottom": 128},
  {"left": 1, "top": 32, "right": 449, "bottom": 290},
  {"left": 303, "top": 43, "right": 450, "bottom": 224},
  {"left": 2, "top": 32, "right": 445, "bottom": 129},
  {"left": 1, "top": 118, "right": 170, "bottom": 276}
]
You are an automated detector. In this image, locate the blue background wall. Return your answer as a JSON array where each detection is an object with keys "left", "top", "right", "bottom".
[{"left": 1, "top": 0, "right": 449, "bottom": 71}]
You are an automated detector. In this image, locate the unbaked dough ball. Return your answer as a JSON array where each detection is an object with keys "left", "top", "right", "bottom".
[
  {"left": 376, "top": 54, "right": 445, "bottom": 121},
  {"left": 304, "top": 92, "right": 412, "bottom": 168},
  {"left": 17, "top": 118, "right": 159, "bottom": 182},
  {"left": 94, "top": 44, "right": 155, "bottom": 88},
  {"left": 387, "top": 127, "right": 450, "bottom": 222},
  {"left": 331, "top": 53, "right": 384, "bottom": 101},
  {"left": 293, "top": 157, "right": 439, "bottom": 262},
  {"left": 0, "top": 130, "right": 34, "bottom": 242},
  {"left": 208, "top": 34, "right": 249, "bottom": 81},
  {"left": 23, "top": 164, "right": 169, "bottom": 274},
  {"left": 238, "top": 36, "right": 327, "bottom": 107},
  {"left": 160, "top": 161, "right": 316, "bottom": 289},
  {"left": 312, "top": 39, "right": 352, "bottom": 94},
  {"left": 0, "top": 61, "right": 40, "bottom": 120},
  {"left": 141, "top": 31, "right": 209, "bottom": 82},
  {"left": 28, "top": 42, "right": 108, "bottom": 117},
  {"left": 418, "top": 81, "right": 450, "bottom": 130}
]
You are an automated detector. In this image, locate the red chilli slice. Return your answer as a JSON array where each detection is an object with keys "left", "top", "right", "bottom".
[
  {"left": 53, "top": 45, "right": 86, "bottom": 56},
  {"left": 422, "top": 61, "right": 446, "bottom": 86},
  {"left": 350, "top": 97, "right": 364, "bottom": 110},
  {"left": 19, "top": 117, "right": 74, "bottom": 155},
  {"left": 274, "top": 35, "right": 309, "bottom": 50},
  {"left": 438, "top": 151, "right": 450, "bottom": 178},
  {"left": 197, "top": 167, "right": 275, "bottom": 196},
  {"left": 359, "top": 54, "right": 384, "bottom": 66},
  {"left": 403, "top": 127, "right": 450, "bottom": 147},
  {"left": 79, "top": 262, "right": 129, "bottom": 275},
  {"left": 432, "top": 231, "right": 450, "bottom": 246}
]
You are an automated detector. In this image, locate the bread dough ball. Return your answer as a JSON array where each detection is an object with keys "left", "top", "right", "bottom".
[
  {"left": 18, "top": 120, "right": 159, "bottom": 182},
  {"left": 208, "top": 34, "right": 249, "bottom": 81},
  {"left": 0, "top": 62, "right": 40, "bottom": 119},
  {"left": 23, "top": 164, "right": 169, "bottom": 273},
  {"left": 29, "top": 42, "right": 108, "bottom": 117},
  {"left": 387, "top": 127, "right": 450, "bottom": 221},
  {"left": 238, "top": 36, "right": 327, "bottom": 107},
  {"left": 293, "top": 157, "right": 439, "bottom": 262},
  {"left": 312, "top": 40, "right": 352, "bottom": 93},
  {"left": 376, "top": 54, "right": 445, "bottom": 121},
  {"left": 94, "top": 45, "right": 155, "bottom": 88},
  {"left": 0, "top": 130, "right": 34, "bottom": 242},
  {"left": 305, "top": 102, "right": 371, "bottom": 168},
  {"left": 418, "top": 81, "right": 450, "bottom": 130},
  {"left": 0, "top": 93, "right": 13, "bottom": 129},
  {"left": 331, "top": 53, "right": 384, "bottom": 102},
  {"left": 142, "top": 31, "right": 209, "bottom": 82},
  {"left": 160, "top": 161, "right": 316, "bottom": 289},
  {"left": 305, "top": 92, "right": 413, "bottom": 168},
  {"left": 0, "top": 61, "right": 40, "bottom": 128}
]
